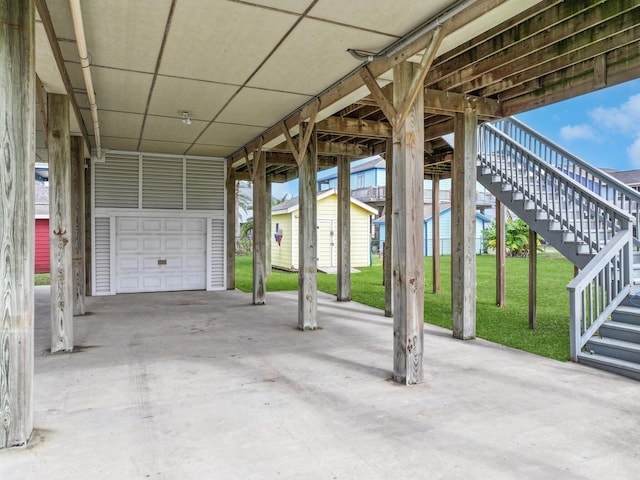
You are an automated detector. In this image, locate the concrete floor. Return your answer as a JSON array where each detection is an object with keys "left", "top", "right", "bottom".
[{"left": 1, "top": 287, "right": 640, "bottom": 479}]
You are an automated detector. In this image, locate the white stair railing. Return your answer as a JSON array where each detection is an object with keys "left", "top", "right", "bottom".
[{"left": 491, "top": 117, "right": 640, "bottom": 246}]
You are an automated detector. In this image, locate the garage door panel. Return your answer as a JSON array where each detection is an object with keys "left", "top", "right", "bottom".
[{"left": 116, "top": 216, "right": 206, "bottom": 293}]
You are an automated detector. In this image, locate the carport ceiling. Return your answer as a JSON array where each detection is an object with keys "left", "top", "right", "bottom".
[
  {"left": 37, "top": 0, "right": 640, "bottom": 181},
  {"left": 37, "top": 0, "right": 539, "bottom": 159}
]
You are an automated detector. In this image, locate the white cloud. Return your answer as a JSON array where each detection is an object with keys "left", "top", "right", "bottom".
[
  {"left": 559, "top": 124, "right": 598, "bottom": 142},
  {"left": 590, "top": 93, "right": 640, "bottom": 137},
  {"left": 628, "top": 136, "right": 640, "bottom": 167}
]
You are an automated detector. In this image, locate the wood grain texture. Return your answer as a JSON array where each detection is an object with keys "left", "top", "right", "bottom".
[
  {"left": 265, "top": 180, "right": 272, "bottom": 278},
  {"left": 48, "top": 93, "right": 74, "bottom": 352},
  {"left": 337, "top": 155, "right": 351, "bottom": 301},
  {"left": 495, "top": 200, "right": 506, "bottom": 306},
  {"left": 383, "top": 139, "right": 393, "bottom": 318},
  {"left": 0, "top": 0, "right": 35, "bottom": 449},
  {"left": 392, "top": 62, "right": 424, "bottom": 384},
  {"left": 84, "top": 157, "right": 92, "bottom": 295},
  {"left": 298, "top": 124, "right": 318, "bottom": 330},
  {"left": 70, "top": 136, "right": 85, "bottom": 315},
  {"left": 226, "top": 162, "right": 236, "bottom": 290},
  {"left": 432, "top": 175, "right": 441, "bottom": 294},
  {"left": 252, "top": 150, "right": 266, "bottom": 305},
  {"left": 529, "top": 229, "right": 537, "bottom": 329},
  {"left": 451, "top": 109, "right": 478, "bottom": 340}
]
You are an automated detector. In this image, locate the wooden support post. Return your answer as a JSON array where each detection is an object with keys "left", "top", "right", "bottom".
[
  {"left": 337, "top": 154, "right": 351, "bottom": 301},
  {"left": 432, "top": 175, "right": 441, "bottom": 293},
  {"left": 70, "top": 136, "right": 85, "bottom": 315},
  {"left": 266, "top": 179, "right": 272, "bottom": 278},
  {"left": 298, "top": 123, "right": 318, "bottom": 330},
  {"left": 48, "top": 93, "right": 74, "bottom": 353},
  {"left": 252, "top": 149, "right": 267, "bottom": 305},
  {"left": 451, "top": 108, "right": 478, "bottom": 340},
  {"left": 84, "top": 155, "right": 92, "bottom": 295},
  {"left": 226, "top": 161, "right": 236, "bottom": 290},
  {"left": 529, "top": 228, "right": 537, "bottom": 329},
  {"left": 384, "top": 140, "right": 393, "bottom": 317},
  {"left": 392, "top": 62, "right": 424, "bottom": 384},
  {"left": 0, "top": 0, "right": 35, "bottom": 449},
  {"left": 496, "top": 200, "right": 506, "bottom": 306}
]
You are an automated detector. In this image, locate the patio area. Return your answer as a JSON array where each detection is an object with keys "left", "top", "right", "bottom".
[{"left": 1, "top": 286, "right": 639, "bottom": 479}]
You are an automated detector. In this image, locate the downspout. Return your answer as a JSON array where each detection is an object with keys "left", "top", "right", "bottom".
[
  {"left": 69, "top": 0, "right": 102, "bottom": 159},
  {"left": 347, "top": 0, "right": 478, "bottom": 62}
]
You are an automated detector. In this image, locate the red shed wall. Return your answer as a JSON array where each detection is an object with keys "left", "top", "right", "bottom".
[{"left": 35, "top": 218, "right": 50, "bottom": 274}]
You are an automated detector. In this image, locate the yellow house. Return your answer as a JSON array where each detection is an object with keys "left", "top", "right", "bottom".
[{"left": 271, "top": 189, "right": 377, "bottom": 271}]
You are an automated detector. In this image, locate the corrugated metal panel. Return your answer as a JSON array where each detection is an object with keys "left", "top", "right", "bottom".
[
  {"left": 94, "top": 217, "right": 111, "bottom": 294},
  {"left": 210, "top": 218, "right": 225, "bottom": 289},
  {"left": 95, "top": 154, "right": 139, "bottom": 208},
  {"left": 186, "top": 158, "right": 224, "bottom": 210},
  {"left": 142, "top": 156, "right": 183, "bottom": 209},
  {"left": 35, "top": 219, "right": 50, "bottom": 273}
]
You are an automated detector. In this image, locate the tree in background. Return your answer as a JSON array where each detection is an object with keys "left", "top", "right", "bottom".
[
  {"left": 483, "top": 213, "right": 541, "bottom": 257},
  {"left": 237, "top": 192, "right": 290, "bottom": 255}
]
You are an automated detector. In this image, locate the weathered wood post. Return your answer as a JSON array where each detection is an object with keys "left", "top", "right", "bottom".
[
  {"left": 337, "top": 154, "right": 351, "bottom": 301},
  {"left": 432, "top": 175, "right": 441, "bottom": 293},
  {"left": 266, "top": 179, "right": 272, "bottom": 278},
  {"left": 226, "top": 160, "right": 236, "bottom": 290},
  {"left": 529, "top": 228, "right": 537, "bottom": 329},
  {"left": 84, "top": 155, "right": 92, "bottom": 295},
  {"left": 48, "top": 93, "right": 74, "bottom": 352},
  {"left": 384, "top": 139, "right": 393, "bottom": 317},
  {"left": 496, "top": 199, "right": 506, "bottom": 306},
  {"left": 70, "top": 136, "right": 85, "bottom": 315},
  {"left": 0, "top": 0, "right": 35, "bottom": 448},
  {"left": 451, "top": 108, "right": 478, "bottom": 340},
  {"left": 252, "top": 151, "right": 267, "bottom": 305},
  {"left": 298, "top": 123, "right": 318, "bottom": 330},
  {"left": 392, "top": 62, "right": 425, "bottom": 384}
]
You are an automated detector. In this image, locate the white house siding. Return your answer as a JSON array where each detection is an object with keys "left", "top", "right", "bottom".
[
  {"left": 271, "top": 213, "right": 293, "bottom": 270},
  {"left": 92, "top": 152, "right": 226, "bottom": 295}
]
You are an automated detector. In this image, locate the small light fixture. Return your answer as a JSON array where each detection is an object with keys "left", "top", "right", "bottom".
[{"left": 180, "top": 111, "right": 192, "bottom": 125}]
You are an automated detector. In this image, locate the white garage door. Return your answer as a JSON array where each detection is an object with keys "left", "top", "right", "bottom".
[{"left": 116, "top": 217, "right": 206, "bottom": 293}]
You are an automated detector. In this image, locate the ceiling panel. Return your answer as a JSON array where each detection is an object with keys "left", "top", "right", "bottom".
[
  {"left": 101, "top": 136, "right": 141, "bottom": 152},
  {"left": 248, "top": 0, "right": 315, "bottom": 14},
  {"left": 65, "top": 64, "right": 153, "bottom": 114},
  {"left": 90, "top": 110, "right": 144, "bottom": 140},
  {"left": 147, "top": 76, "right": 239, "bottom": 121},
  {"left": 138, "top": 140, "right": 192, "bottom": 155},
  {"left": 78, "top": 0, "right": 173, "bottom": 72},
  {"left": 142, "top": 116, "right": 208, "bottom": 143},
  {"left": 198, "top": 122, "right": 266, "bottom": 147},
  {"left": 216, "top": 87, "right": 312, "bottom": 127},
  {"left": 309, "top": 0, "right": 451, "bottom": 37},
  {"left": 186, "top": 144, "right": 235, "bottom": 158},
  {"left": 159, "top": 0, "right": 300, "bottom": 85},
  {"left": 247, "top": 18, "right": 392, "bottom": 94}
]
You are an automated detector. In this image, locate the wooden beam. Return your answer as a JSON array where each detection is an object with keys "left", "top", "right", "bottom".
[
  {"left": 360, "top": 66, "right": 397, "bottom": 126},
  {"left": 451, "top": 108, "right": 477, "bottom": 340},
  {"left": 432, "top": 175, "right": 441, "bottom": 294},
  {"left": 271, "top": 140, "right": 372, "bottom": 158},
  {"left": 252, "top": 148, "right": 266, "bottom": 305},
  {"left": 384, "top": 139, "right": 393, "bottom": 318},
  {"left": 84, "top": 157, "right": 92, "bottom": 295},
  {"left": 337, "top": 155, "right": 351, "bottom": 301},
  {"left": 424, "top": 89, "right": 502, "bottom": 118},
  {"left": 35, "top": 75, "right": 48, "bottom": 148},
  {"left": 226, "top": 161, "right": 236, "bottom": 290},
  {"left": 70, "top": 136, "right": 85, "bottom": 316},
  {"left": 495, "top": 200, "right": 506, "bottom": 307},
  {"left": 298, "top": 123, "right": 318, "bottom": 330},
  {"left": 48, "top": 93, "right": 74, "bottom": 352},
  {"left": 392, "top": 62, "right": 424, "bottom": 385},
  {"left": 425, "top": 118, "right": 455, "bottom": 141},
  {"left": 263, "top": 152, "right": 336, "bottom": 167},
  {"left": 529, "top": 228, "right": 537, "bottom": 329},
  {"left": 0, "top": 0, "right": 35, "bottom": 449},
  {"left": 316, "top": 116, "right": 392, "bottom": 138}
]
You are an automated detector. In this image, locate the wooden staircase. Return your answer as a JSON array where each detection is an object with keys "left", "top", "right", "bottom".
[{"left": 477, "top": 117, "right": 640, "bottom": 380}]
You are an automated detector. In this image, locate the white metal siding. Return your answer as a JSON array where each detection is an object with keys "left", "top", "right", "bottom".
[
  {"left": 94, "top": 154, "right": 139, "bottom": 208},
  {"left": 94, "top": 217, "right": 111, "bottom": 294},
  {"left": 210, "top": 218, "right": 225, "bottom": 289}
]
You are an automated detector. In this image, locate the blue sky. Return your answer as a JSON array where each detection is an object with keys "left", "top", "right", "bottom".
[{"left": 273, "top": 78, "right": 640, "bottom": 199}]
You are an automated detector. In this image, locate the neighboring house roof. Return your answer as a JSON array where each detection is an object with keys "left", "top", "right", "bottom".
[
  {"left": 272, "top": 188, "right": 378, "bottom": 216},
  {"left": 605, "top": 169, "right": 640, "bottom": 186},
  {"left": 374, "top": 206, "right": 491, "bottom": 225},
  {"left": 317, "top": 155, "right": 385, "bottom": 182}
]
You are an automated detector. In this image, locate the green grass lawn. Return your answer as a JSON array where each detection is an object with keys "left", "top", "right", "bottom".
[
  {"left": 235, "top": 252, "right": 574, "bottom": 361},
  {"left": 35, "top": 273, "right": 50, "bottom": 286}
]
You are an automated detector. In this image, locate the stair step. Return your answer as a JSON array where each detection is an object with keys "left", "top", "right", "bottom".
[
  {"left": 523, "top": 199, "right": 535, "bottom": 210},
  {"left": 501, "top": 184, "right": 513, "bottom": 192},
  {"left": 584, "top": 337, "right": 640, "bottom": 363},
  {"left": 512, "top": 192, "right": 524, "bottom": 201},
  {"left": 577, "top": 352, "right": 640, "bottom": 381},
  {"left": 612, "top": 305, "right": 640, "bottom": 325},
  {"left": 599, "top": 321, "right": 640, "bottom": 343}
]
